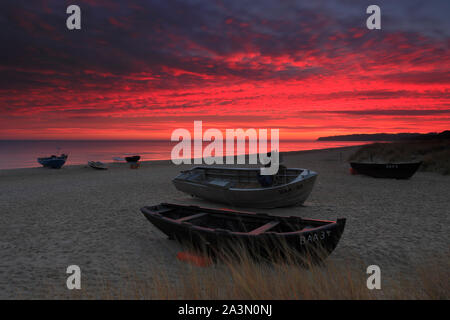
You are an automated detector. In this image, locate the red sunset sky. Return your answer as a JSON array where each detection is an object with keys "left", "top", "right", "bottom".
[{"left": 0, "top": 0, "right": 449, "bottom": 140}]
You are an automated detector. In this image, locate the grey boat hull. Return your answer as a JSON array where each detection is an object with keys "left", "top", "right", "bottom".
[{"left": 173, "top": 167, "right": 318, "bottom": 208}]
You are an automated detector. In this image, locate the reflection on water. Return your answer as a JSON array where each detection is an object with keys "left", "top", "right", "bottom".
[{"left": 0, "top": 140, "right": 370, "bottom": 170}]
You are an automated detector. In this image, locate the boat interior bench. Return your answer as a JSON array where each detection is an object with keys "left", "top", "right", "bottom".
[
  {"left": 176, "top": 212, "right": 209, "bottom": 222},
  {"left": 248, "top": 221, "right": 280, "bottom": 235},
  {"left": 175, "top": 211, "right": 281, "bottom": 235},
  {"left": 205, "top": 179, "right": 234, "bottom": 188},
  {"left": 187, "top": 171, "right": 206, "bottom": 180}
]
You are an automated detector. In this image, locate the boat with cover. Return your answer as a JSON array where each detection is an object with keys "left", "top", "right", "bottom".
[
  {"left": 37, "top": 154, "right": 68, "bottom": 169},
  {"left": 350, "top": 161, "right": 422, "bottom": 179},
  {"left": 172, "top": 166, "right": 318, "bottom": 208},
  {"left": 141, "top": 203, "right": 346, "bottom": 261}
]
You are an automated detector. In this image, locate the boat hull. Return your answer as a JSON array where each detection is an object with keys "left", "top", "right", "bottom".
[
  {"left": 350, "top": 162, "right": 422, "bottom": 179},
  {"left": 125, "top": 156, "right": 141, "bottom": 163},
  {"left": 88, "top": 161, "right": 108, "bottom": 170},
  {"left": 141, "top": 203, "right": 346, "bottom": 262},
  {"left": 37, "top": 155, "right": 68, "bottom": 169},
  {"left": 173, "top": 167, "right": 318, "bottom": 208}
]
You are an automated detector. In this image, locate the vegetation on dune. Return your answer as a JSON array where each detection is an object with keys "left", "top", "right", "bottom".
[
  {"left": 348, "top": 140, "right": 450, "bottom": 175},
  {"left": 319, "top": 130, "right": 450, "bottom": 141},
  {"left": 48, "top": 245, "right": 449, "bottom": 300}
]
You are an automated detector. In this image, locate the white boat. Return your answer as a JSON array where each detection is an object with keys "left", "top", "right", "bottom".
[
  {"left": 172, "top": 166, "right": 318, "bottom": 208},
  {"left": 88, "top": 161, "right": 108, "bottom": 170}
]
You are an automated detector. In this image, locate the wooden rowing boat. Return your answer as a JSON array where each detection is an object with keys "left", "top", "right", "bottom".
[{"left": 141, "top": 203, "right": 346, "bottom": 262}]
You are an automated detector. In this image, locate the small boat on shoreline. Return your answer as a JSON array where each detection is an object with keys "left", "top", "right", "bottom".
[
  {"left": 125, "top": 155, "right": 141, "bottom": 163},
  {"left": 350, "top": 161, "right": 422, "bottom": 179},
  {"left": 172, "top": 166, "right": 318, "bottom": 208},
  {"left": 37, "top": 154, "right": 68, "bottom": 169},
  {"left": 141, "top": 203, "right": 346, "bottom": 262},
  {"left": 88, "top": 161, "right": 108, "bottom": 170}
]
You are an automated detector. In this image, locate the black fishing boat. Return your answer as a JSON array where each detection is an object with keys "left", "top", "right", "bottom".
[
  {"left": 141, "top": 203, "right": 346, "bottom": 262},
  {"left": 125, "top": 155, "right": 140, "bottom": 163},
  {"left": 350, "top": 161, "right": 422, "bottom": 179}
]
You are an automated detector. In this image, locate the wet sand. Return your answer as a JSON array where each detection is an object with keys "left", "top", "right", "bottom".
[{"left": 0, "top": 146, "right": 448, "bottom": 298}]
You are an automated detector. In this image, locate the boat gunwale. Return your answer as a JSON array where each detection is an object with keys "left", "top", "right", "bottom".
[
  {"left": 140, "top": 204, "right": 342, "bottom": 237},
  {"left": 38, "top": 154, "right": 68, "bottom": 162},
  {"left": 349, "top": 161, "right": 422, "bottom": 179},
  {"left": 350, "top": 161, "right": 422, "bottom": 165},
  {"left": 173, "top": 166, "right": 318, "bottom": 191}
]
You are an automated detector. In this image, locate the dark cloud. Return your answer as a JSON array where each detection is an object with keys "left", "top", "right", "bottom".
[
  {"left": 287, "top": 89, "right": 450, "bottom": 101},
  {"left": 0, "top": 0, "right": 448, "bottom": 92},
  {"left": 305, "top": 109, "right": 450, "bottom": 116},
  {"left": 381, "top": 71, "right": 450, "bottom": 84}
]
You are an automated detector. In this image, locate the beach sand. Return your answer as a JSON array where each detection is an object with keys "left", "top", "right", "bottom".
[{"left": 0, "top": 146, "right": 448, "bottom": 298}]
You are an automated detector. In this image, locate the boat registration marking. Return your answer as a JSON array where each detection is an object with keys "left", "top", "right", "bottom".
[
  {"left": 386, "top": 164, "right": 398, "bottom": 168},
  {"left": 300, "top": 230, "right": 331, "bottom": 245}
]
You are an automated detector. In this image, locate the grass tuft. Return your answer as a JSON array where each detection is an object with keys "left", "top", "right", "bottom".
[{"left": 45, "top": 245, "right": 449, "bottom": 300}]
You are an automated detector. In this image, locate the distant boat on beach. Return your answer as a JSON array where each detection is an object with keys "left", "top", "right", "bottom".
[
  {"left": 172, "top": 166, "right": 317, "bottom": 208},
  {"left": 125, "top": 155, "right": 141, "bottom": 163},
  {"left": 141, "top": 203, "right": 346, "bottom": 262},
  {"left": 350, "top": 161, "right": 422, "bottom": 179},
  {"left": 37, "top": 154, "right": 68, "bottom": 169},
  {"left": 88, "top": 161, "right": 108, "bottom": 170}
]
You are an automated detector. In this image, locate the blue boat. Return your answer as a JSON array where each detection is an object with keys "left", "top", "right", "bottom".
[{"left": 37, "top": 154, "right": 68, "bottom": 169}]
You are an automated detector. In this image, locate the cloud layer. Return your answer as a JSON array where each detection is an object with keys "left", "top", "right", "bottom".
[{"left": 0, "top": 0, "right": 449, "bottom": 139}]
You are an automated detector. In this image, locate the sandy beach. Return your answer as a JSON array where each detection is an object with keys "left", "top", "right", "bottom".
[{"left": 0, "top": 146, "right": 448, "bottom": 299}]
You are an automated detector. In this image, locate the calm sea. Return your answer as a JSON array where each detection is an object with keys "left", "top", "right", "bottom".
[{"left": 0, "top": 140, "right": 370, "bottom": 170}]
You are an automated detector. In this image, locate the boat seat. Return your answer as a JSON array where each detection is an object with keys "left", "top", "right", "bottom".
[
  {"left": 176, "top": 212, "right": 208, "bottom": 222},
  {"left": 248, "top": 221, "right": 280, "bottom": 235},
  {"left": 187, "top": 171, "right": 206, "bottom": 181},
  {"left": 155, "top": 207, "right": 175, "bottom": 214},
  {"left": 206, "top": 179, "right": 234, "bottom": 188}
]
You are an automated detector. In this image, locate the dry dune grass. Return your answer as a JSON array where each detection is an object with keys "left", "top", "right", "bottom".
[
  {"left": 348, "top": 140, "right": 450, "bottom": 175},
  {"left": 54, "top": 245, "right": 449, "bottom": 300}
]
